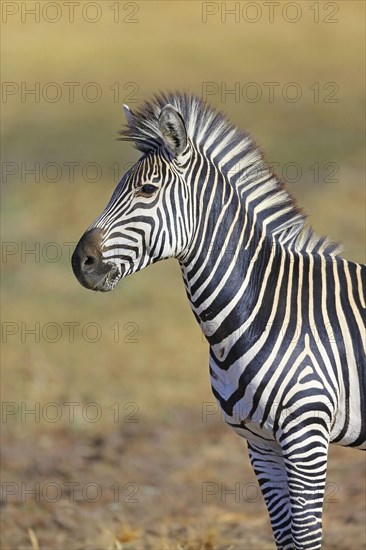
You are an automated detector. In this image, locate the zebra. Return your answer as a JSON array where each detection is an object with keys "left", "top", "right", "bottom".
[{"left": 72, "top": 92, "right": 366, "bottom": 549}]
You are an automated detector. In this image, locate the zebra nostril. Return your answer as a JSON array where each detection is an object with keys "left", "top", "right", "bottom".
[{"left": 83, "top": 255, "right": 97, "bottom": 271}]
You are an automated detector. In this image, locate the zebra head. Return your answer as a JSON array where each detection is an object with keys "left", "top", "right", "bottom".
[{"left": 72, "top": 100, "right": 194, "bottom": 291}]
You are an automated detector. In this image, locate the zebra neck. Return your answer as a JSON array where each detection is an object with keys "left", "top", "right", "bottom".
[
  {"left": 178, "top": 140, "right": 340, "bottom": 342},
  {"left": 192, "top": 139, "right": 340, "bottom": 259},
  {"left": 179, "top": 215, "right": 280, "bottom": 345}
]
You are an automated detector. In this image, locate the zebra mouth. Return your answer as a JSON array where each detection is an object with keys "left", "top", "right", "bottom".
[{"left": 95, "top": 263, "right": 123, "bottom": 292}]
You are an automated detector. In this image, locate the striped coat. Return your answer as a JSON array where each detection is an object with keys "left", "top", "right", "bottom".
[{"left": 72, "top": 92, "right": 365, "bottom": 549}]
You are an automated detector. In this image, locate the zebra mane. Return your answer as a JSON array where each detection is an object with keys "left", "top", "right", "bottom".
[{"left": 119, "top": 91, "right": 341, "bottom": 257}]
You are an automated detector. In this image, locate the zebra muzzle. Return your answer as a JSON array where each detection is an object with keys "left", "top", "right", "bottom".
[{"left": 72, "top": 228, "right": 122, "bottom": 292}]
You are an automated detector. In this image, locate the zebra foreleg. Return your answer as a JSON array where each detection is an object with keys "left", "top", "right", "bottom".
[
  {"left": 280, "top": 430, "right": 330, "bottom": 550},
  {"left": 247, "top": 441, "right": 293, "bottom": 549}
]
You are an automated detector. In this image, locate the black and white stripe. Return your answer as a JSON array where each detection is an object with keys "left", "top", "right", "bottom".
[{"left": 77, "top": 92, "right": 366, "bottom": 549}]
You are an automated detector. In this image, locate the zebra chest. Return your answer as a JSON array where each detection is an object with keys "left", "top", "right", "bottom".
[
  {"left": 209, "top": 355, "right": 243, "bottom": 402},
  {"left": 208, "top": 352, "right": 277, "bottom": 444}
]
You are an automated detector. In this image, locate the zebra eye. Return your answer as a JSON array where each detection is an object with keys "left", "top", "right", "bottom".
[{"left": 139, "top": 184, "right": 158, "bottom": 197}]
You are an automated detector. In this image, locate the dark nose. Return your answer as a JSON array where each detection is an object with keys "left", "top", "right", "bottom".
[{"left": 72, "top": 228, "right": 113, "bottom": 290}]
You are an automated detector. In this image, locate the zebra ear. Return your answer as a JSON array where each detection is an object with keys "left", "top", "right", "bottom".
[
  {"left": 123, "top": 104, "right": 134, "bottom": 126},
  {"left": 158, "top": 104, "right": 187, "bottom": 158}
]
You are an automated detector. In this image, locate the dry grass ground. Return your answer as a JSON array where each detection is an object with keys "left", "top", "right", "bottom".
[
  {"left": 1, "top": 417, "right": 365, "bottom": 549},
  {"left": 2, "top": 2, "right": 365, "bottom": 548}
]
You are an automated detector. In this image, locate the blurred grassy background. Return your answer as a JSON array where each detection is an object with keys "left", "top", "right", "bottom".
[{"left": 1, "top": 1, "right": 365, "bottom": 548}]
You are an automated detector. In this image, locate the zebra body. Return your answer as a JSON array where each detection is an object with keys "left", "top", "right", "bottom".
[
  {"left": 201, "top": 252, "right": 365, "bottom": 450},
  {"left": 72, "top": 92, "right": 366, "bottom": 549}
]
